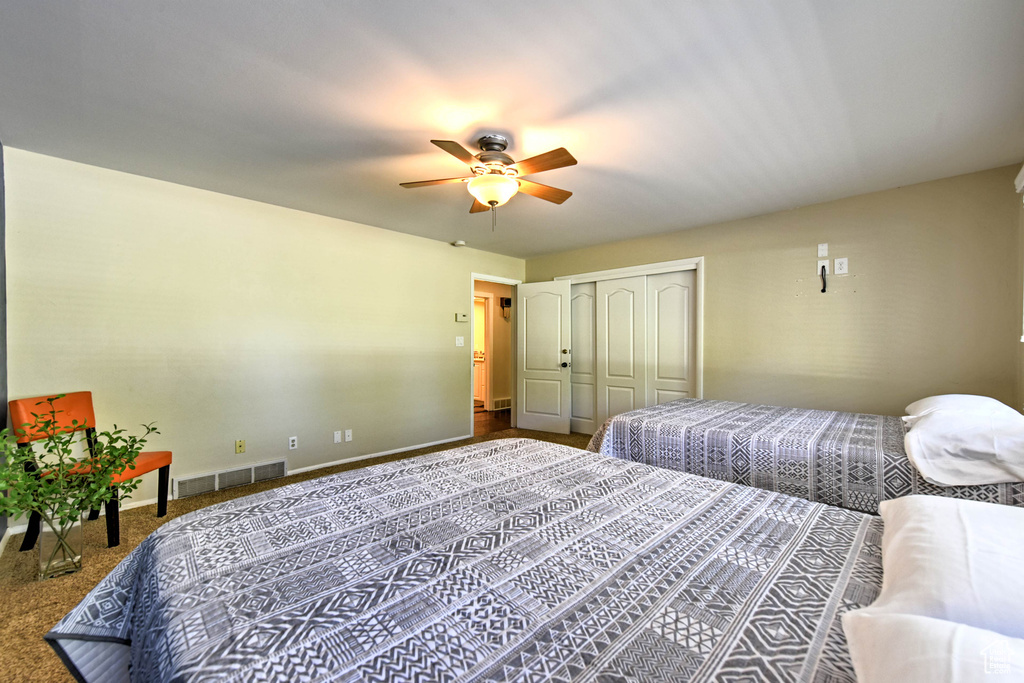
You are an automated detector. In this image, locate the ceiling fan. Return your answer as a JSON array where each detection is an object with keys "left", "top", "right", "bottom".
[{"left": 400, "top": 135, "right": 577, "bottom": 213}]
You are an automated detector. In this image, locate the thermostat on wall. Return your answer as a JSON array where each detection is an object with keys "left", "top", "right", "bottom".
[{"left": 455, "top": 313, "right": 469, "bottom": 322}]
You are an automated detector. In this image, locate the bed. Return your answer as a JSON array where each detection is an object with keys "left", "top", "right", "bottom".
[
  {"left": 48, "top": 438, "right": 882, "bottom": 682},
  {"left": 587, "top": 398, "right": 1024, "bottom": 514}
]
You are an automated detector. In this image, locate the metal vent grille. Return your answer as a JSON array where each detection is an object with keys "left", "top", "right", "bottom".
[
  {"left": 493, "top": 398, "right": 512, "bottom": 410},
  {"left": 176, "top": 474, "right": 217, "bottom": 498},
  {"left": 217, "top": 468, "right": 254, "bottom": 490},
  {"left": 253, "top": 461, "right": 286, "bottom": 483}
]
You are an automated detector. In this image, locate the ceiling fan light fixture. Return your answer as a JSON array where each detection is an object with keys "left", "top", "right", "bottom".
[{"left": 467, "top": 174, "right": 519, "bottom": 208}]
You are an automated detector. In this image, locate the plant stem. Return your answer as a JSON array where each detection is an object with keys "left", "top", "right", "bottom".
[{"left": 41, "top": 513, "right": 80, "bottom": 575}]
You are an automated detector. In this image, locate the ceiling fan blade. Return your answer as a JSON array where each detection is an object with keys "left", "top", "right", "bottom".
[
  {"left": 517, "top": 179, "right": 572, "bottom": 204},
  {"left": 512, "top": 147, "right": 577, "bottom": 176},
  {"left": 431, "top": 140, "right": 480, "bottom": 167},
  {"left": 469, "top": 199, "right": 490, "bottom": 213},
  {"left": 399, "top": 177, "right": 471, "bottom": 188}
]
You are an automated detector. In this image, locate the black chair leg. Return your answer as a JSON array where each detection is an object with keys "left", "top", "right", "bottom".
[
  {"left": 105, "top": 490, "right": 120, "bottom": 548},
  {"left": 87, "top": 509, "right": 100, "bottom": 521},
  {"left": 19, "top": 511, "right": 42, "bottom": 551},
  {"left": 157, "top": 464, "right": 170, "bottom": 517}
]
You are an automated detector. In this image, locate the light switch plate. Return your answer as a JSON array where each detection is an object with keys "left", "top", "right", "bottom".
[
  {"left": 455, "top": 336, "right": 465, "bottom": 347},
  {"left": 817, "top": 243, "right": 828, "bottom": 258},
  {"left": 816, "top": 259, "right": 830, "bottom": 275},
  {"left": 834, "top": 257, "right": 849, "bottom": 275}
]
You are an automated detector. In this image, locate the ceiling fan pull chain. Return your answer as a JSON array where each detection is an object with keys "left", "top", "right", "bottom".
[{"left": 492, "top": 206, "right": 496, "bottom": 232}]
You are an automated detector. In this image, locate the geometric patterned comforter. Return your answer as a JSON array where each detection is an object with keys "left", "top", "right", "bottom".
[
  {"left": 47, "top": 438, "right": 882, "bottom": 682},
  {"left": 588, "top": 398, "right": 1024, "bottom": 514}
]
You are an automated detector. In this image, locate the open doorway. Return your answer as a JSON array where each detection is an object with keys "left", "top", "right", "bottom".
[{"left": 472, "top": 278, "right": 514, "bottom": 435}]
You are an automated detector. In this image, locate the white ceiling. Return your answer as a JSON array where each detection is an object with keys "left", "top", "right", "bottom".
[{"left": 1, "top": 1, "right": 1023, "bottom": 258}]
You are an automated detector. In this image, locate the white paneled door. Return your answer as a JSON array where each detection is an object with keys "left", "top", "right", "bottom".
[
  {"left": 517, "top": 261, "right": 700, "bottom": 435},
  {"left": 646, "top": 270, "right": 696, "bottom": 404},
  {"left": 596, "top": 276, "right": 646, "bottom": 426},
  {"left": 569, "top": 283, "right": 597, "bottom": 434},
  {"left": 516, "top": 280, "right": 572, "bottom": 433}
]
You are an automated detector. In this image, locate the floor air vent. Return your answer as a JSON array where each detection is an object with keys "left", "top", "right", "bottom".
[
  {"left": 174, "top": 460, "right": 288, "bottom": 498},
  {"left": 176, "top": 474, "right": 217, "bottom": 498},
  {"left": 254, "top": 461, "right": 286, "bottom": 482},
  {"left": 218, "top": 467, "right": 254, "bottom": 490}
]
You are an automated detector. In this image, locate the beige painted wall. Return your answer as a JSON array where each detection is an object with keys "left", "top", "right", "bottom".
[
  {"left": 473, "top": 280, "right": 514, "bottom": 403},
  {"left": 529, "top": 165, "right": 1022, "bottom": 416},
  {"left": 1018, "top": 193, "right": 1024, "bottom": 410},
  {"left": 4, "top": 148, "right": 524, "bottom": 503}
]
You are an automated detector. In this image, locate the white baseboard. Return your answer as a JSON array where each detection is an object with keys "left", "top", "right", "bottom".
[
  {"left": 1, "top": 496, "right": 159, "bottom": 538},
  {"left": 288, "top": 434, "right": 472, "bottom": 476}
]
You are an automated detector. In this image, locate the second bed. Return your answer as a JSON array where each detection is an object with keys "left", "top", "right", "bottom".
[{"left": 588, "top": 398, "right": 1024, "bottom": 514}]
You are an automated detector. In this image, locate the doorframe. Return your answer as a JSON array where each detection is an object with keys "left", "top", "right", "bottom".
[
  {"left": 473, "top": 292, "right": 494, "bottom": 410},
  {"left": 470, "top": 273, "right": 522, "bottom": 436},
  {"left": 554, "top": 257, "right": 704, "bottom": 399}
]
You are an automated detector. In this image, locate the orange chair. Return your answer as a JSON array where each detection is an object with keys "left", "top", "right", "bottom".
[{"left": 9, "top": 391, "right": 171, "bottom": 549}]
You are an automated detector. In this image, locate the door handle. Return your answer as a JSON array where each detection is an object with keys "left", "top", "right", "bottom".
[{"left": 561, "top": 362, "right": 570, "bottom": 368}]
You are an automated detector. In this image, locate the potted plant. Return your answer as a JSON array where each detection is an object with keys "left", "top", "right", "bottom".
[{"left": 0, "top": 395, "right": 157, "bottom": 579}]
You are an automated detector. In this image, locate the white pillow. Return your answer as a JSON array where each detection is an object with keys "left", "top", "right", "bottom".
[
  {"left": 904, "top": 410, "right": 1024, "bottom": 486},
  {"left": 844, "top": 612, "right": 1024, "bottom": 682},
  {"left": 842, "top": 496, "right": 1024, "bottom": 681},
  {"left": 904, "top": 393, "right": 1018, "bottom": 428},
  {"left": 861, "top": 496, "right": 1024, "bottom": 637}
]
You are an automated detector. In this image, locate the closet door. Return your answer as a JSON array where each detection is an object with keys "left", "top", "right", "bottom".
[
  {"left": 569, "top": 283, "right": 597, "bottom": 434},
  {"left": 516, "top": 280, "right": 572, "bottom": 433},
  {"left": 596, "top": 276, "right": 646, "bottom": 426},
  {"left": 646, "top": 270, "right": 696, "bottom": 404}
]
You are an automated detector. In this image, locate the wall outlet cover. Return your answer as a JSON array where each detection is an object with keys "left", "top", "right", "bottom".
[
  {"left": 235, "top": 439, "right": 245, "bottom": 454},
  {"left": 816, "top": 259, "right": 830, "bottom": 275},
  {"left": 835, "top": 257, "right": 849, "bottom": 275},
  {"left": 455, "top": 336, "right": 465, "bottom": 347},
  {"left": 288, "top": 436, "right": 298, "bottom": 450},
  {"left": 345, "top": 429, "right": 353, "bottom": 442},
  {"left": 333, "top": 430, "right": 342, "bottom": 444}
]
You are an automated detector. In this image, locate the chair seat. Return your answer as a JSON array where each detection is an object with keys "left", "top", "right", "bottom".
[
  {"left": 110, "top": 450, "right": 172, "bottom": 484},
  {"left": 43, "top": 450, "right": 172, "bottom": 483}
]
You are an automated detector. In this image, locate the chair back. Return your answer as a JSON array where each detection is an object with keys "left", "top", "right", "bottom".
[{"left": 8, "top": 391, "right": 97, "bottom": 444}]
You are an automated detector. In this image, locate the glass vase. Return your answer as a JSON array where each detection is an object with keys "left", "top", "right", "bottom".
[{"left": 39, "top": 513, "right": 84, "bottom": 580}]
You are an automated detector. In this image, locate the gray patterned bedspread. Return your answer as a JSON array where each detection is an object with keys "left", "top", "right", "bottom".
[
  {"left": 588, "top": 399, "right": 1024, "bottom": 514},
  {"left": 48, "top": 438, "right": 882, "bottom": 682}
]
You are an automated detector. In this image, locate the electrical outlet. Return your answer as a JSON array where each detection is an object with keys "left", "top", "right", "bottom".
[
  {"left": 235, "top": 439, "right": 245, "bottom": 454},
  {"left": 834, "top": 257, "right": 849, "bottom": 275},
  {"left": 455, "top": 336, "right": 465, "bottom": 347},
  {"left": 816, "top": 259, "right": 830, "bottom": 275},
  {"left": 334, "top": 430, "right": 342, "bottom": 444},
  {"left": 345, "top": 429, "right": 353, "bottom": 442},
  {"left": 288, "top": 436, "right": 298, "bottom": 450}
]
